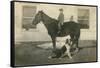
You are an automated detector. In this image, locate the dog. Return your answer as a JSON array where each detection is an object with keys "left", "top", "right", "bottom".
[{"left": 49, "top": 36, "right": 72, "bottom": 59}]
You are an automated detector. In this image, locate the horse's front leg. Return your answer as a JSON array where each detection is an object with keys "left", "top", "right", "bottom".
[
  {"left": 48, "top": 37, "right": 56, "bottom": 59},
  {"left": 51, "top": 37, "right": 56, "bottom": 51}
]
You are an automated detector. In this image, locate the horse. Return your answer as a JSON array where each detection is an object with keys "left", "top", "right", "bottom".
[{"left": 32, "top": 10, "right": 80, "bottom": 54}]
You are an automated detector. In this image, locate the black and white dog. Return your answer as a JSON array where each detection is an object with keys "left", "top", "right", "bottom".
[{"left": 49, "top": 35, "right": 72, "bottom": 59}]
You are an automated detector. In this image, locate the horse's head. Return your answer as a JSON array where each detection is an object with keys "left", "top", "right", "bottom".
[{"left": 32, "top": 10, "right": 43, "bottom": 26}]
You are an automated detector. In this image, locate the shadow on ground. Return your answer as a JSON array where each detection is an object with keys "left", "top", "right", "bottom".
[{"left": 15, "top": 40, "right": 97, "bottom": 66}]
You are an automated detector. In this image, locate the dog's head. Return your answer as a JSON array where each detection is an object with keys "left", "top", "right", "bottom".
[{"left": 65, "top": 39, "right": 72, "bottom": 45}]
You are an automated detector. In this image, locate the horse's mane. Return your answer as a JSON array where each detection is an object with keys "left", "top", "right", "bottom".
[{"left": 41, "top": 11, "right": 58, "bottom": 22}]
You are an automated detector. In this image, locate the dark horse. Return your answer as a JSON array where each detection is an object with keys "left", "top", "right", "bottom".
[{"left": 32, "top": 10, "right": 80, "bottom": 53}]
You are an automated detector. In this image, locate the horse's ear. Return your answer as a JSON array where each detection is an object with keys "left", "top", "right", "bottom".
[
  {"left": 38, "top": 10, "right": 41, "bottom": 12},
  {"left": 38, "top": 10, "right": 43, "bottom": 13},
  {"left": 40, "top": 10, "right": 43, "bottom": 12}
]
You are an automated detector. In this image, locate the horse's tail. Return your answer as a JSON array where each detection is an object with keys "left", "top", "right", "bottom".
[
  {"left": 76, "top": 24, "right": 80, "bottom": 40},
  {"left": 75, "top": 24, "right": 80, "bottom": 48}
]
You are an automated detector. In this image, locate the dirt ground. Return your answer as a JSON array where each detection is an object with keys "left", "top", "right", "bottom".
[{"left": 15, "top": 40, "right": 97, "bottom": 66}]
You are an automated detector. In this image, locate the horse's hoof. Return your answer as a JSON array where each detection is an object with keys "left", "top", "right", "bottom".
[
  {"left": 48, "top": 56, "right": 52, "bottom": 59},
  {"left": 74, "top": 48, "right": 79, "bottom": 53},
  {"left": 69, "top": 56, "right": 72, "bottom": 59},
  {"left": 58, "top": 58, "right": 62, "bottom": 59}
]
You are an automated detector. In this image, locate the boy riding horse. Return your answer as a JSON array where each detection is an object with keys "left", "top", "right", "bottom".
[{"left": 58, "top": 8, "right": 64, "bottom": 33}]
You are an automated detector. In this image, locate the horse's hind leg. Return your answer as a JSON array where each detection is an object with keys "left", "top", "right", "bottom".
[
  {"left": 70, "top": 34, "right": 79, "bottom": 53},
  {"left": 75, "top": 30, "right": 80, "bottom": 52},
  {"left": 74, "top": 38, "right": 79, "bottom": 53},
  {"left": 74, "top": 33, "right": 80, "bottom": 53},
  {"left": 70, "top": 34, "right": 75, "bottom": 49}
]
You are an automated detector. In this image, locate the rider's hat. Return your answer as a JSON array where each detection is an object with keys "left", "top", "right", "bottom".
[{"left": 59, "top": 8, "right": 63, "bottom": 11}]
